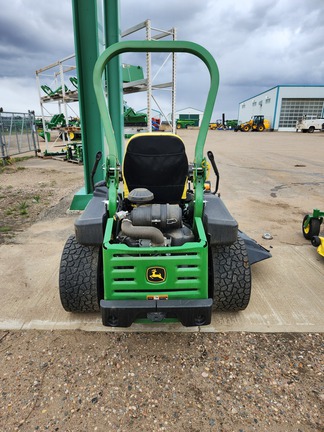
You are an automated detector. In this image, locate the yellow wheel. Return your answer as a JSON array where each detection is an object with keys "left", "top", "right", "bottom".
[
  {"left": 243, "top": 125, "right": 250, "bottom": 132},
  {"left": 176, "top": 124, "right": 181, "bottom": 129},
  {"left": 69, "top": 132, "right": 75, "bottom": 140}
]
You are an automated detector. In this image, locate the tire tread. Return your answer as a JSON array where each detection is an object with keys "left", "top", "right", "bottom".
[
  {"left": 211, "top": 236, "right": 252, "bottom": 311},
  {"left": 59, "top": 235, "right": 100, "bottom": 312}
]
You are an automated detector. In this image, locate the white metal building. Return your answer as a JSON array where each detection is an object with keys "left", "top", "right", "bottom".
[
  {"left": 238, "top": 85, "right": 324, "bottom": 131},
  {"left": 171, "top": 107, "right": 204, "bottom": 126}
]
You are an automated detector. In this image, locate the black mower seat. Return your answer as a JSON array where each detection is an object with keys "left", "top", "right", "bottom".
[{"left": 123, "top": 133, "right": 188, "bottom": 204}]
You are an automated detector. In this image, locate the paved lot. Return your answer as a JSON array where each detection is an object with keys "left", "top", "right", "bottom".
[{"left": 0, "top": 130, "right": 323, "bottom": 332}]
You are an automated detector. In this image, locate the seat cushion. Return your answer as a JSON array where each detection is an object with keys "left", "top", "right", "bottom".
[{"left": 123, "top": 133, "right": 188, "bottom": 204}]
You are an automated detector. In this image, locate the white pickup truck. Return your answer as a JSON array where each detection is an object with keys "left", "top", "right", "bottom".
[{"left": 296, "top": 116, "right": 324, "bottom": 133}]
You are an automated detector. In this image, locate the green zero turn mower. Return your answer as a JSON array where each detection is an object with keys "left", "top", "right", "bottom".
[{"left": 59, "top": 41, "right": 271, "bottom": 327}]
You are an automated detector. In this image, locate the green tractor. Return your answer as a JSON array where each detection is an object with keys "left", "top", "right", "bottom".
[{"left": 59, "top": 41, "right": 271, "bottom": 327}]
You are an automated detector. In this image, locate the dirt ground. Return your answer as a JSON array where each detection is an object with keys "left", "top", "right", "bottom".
[
  {"left": 0, "top": 156, "right": 84, "bottom": 245},
  {"left": 0, "top": 131, "right": 323, "bottom": 431}
]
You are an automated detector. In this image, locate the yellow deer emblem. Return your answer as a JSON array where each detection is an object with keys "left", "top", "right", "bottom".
[{"left": 147, "top": 267, "right": 166, "bottom": 283}]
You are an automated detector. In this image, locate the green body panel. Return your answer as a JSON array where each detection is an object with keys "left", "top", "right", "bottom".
[
  {"left": 102, "top": 218, "right": 209, "bottom": 301},
  {"left": 303, "top": 209, "right": 324, "bottom": 228},
  {"left": 122, "top": 64, "right": 144, "bottom": 82},
  {"left": 312, "top": 209, "right": 324, "bottom": 219},
  {"left": 69, "top": 187, "right": 93, "bottom": 211}
]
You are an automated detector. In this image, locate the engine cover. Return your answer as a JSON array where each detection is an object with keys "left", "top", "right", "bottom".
[{"left": 130, "top": 204, "right": 182, "bottom": 231}]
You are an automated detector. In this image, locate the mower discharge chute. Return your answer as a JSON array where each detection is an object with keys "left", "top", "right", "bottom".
[{"left": 59, "top": 40, "right": 271, "bottom": 327}]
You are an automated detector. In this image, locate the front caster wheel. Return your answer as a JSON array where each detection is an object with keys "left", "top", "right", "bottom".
[{"left": 311, "top": 236, "right": 321, "bottom": 247}]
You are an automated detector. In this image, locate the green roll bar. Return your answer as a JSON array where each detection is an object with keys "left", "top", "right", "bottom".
[{"left": 93, "top": 40, "right": 220, "bottom": 218}]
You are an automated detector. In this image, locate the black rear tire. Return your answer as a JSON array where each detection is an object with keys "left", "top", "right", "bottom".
[
  {"left": 59, "top": 235, "right": 102, "bottom": 312},
  {"left": 302, "top": 215, "right": 321, "bottom": 240},
  {"left": 210, "top": 236, "right": 251, "bottom": 311}
]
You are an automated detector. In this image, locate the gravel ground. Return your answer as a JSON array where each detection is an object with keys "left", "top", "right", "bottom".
[{"left": 1, "top": 331, "right": 323, "bottom": 431}]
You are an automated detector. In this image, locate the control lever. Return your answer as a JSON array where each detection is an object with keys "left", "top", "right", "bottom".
[
  {"left": 91, "top": 151, "right": 103, "bottom": 191},
  {"left": 207, "top": 150, "right": 220, "bottom": 194}
]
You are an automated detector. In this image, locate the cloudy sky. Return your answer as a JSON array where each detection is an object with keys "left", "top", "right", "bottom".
[{"left": 1, "top": 0, "right": 324, "bottom": 120}]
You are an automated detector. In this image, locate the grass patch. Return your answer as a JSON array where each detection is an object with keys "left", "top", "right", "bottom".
[{"left": 0, "top": 226, "right": 12, "bottom": 233}]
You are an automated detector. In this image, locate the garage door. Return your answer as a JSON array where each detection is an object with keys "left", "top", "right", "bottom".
[{"left": 179, "top": 114, "right": 199, "bottom": 126}]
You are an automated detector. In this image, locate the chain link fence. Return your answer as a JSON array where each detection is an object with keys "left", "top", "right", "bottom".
[{"left": 0, "top": 111, "right": 40, "bottom": 161}]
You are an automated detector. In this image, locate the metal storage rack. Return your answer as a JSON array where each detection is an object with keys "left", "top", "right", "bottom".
[
  {"left": 35, "top": 19, "right": 177, "bottom": 148},
  {"left": 35, "top": 54, "right": 78, "bottom": 150},
  {"left": 122, "top": 19, "right": 177, "bottom": 132}
]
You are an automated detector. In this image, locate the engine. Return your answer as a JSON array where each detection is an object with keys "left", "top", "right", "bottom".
[{"left": 116, "top": 188, "right": 194, "bottom": 247}]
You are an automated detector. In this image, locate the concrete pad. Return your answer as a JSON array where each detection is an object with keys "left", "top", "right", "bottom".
[
  {"left": 0, "top": 131, "right": 323, "bottom": 332},
  {"left": 0, "top": 205, "right": 323, "bottom": 334},
  {"left": 207, "top": 246, "right": 324, "bottom": 332}
]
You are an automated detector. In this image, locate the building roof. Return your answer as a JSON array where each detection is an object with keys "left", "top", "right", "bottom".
[
  {"left": 239, "top": 85, "right": 324, "bottom": 105},
  {"left": 175, "top": 106, "right": 204, "bottom": 114}
]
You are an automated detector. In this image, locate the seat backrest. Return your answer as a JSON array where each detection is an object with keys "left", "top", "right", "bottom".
[{"left": 123, "top": 133, "right": 188, "bottom": 204}]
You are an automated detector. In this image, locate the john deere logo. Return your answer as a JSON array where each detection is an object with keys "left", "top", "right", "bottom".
[{"left": 146, "top": 267, "right": 166, "bottom": 283}]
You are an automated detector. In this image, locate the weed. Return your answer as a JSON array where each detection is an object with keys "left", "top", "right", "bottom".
[
  {"left": 0, "top": 226, "right": 12, "bottom": 233},
  {"left": 5, "top": 208, "right": 14, "bottom": 216},
  {"left": 33, "top": 195, "right": 41, "bottom": 203},
  {"left": 0, "top": 156, "right": 33, "bottom": 174},
  {"left": 19, "top": 201, "right": 29, "bottom": 215}
]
